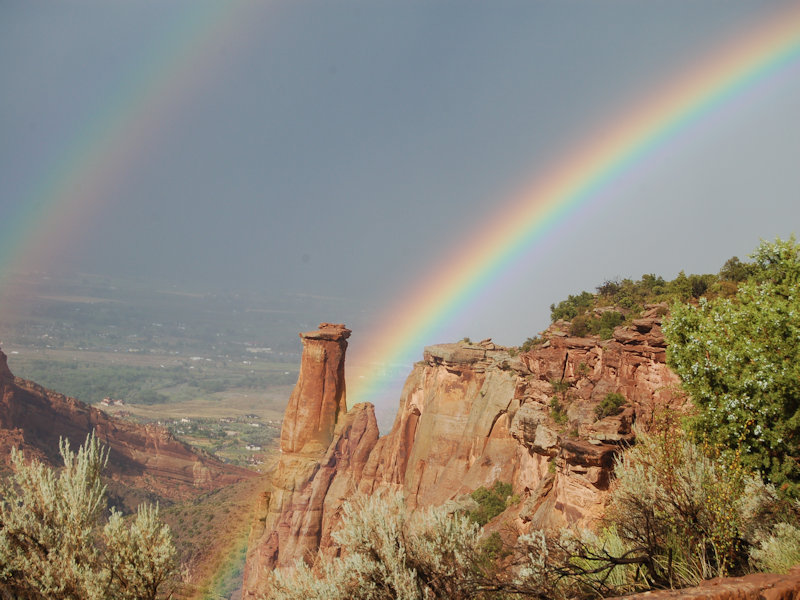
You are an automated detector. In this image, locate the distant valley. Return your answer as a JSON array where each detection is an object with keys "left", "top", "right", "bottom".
[{"left": 0, "top": 271, "right": 359, "bottom": 467}]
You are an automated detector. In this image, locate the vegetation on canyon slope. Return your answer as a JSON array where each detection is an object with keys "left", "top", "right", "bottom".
[
  {"left": 3, "top": 239, "right": 799, "bottom": 598},
  {"left": 0, "top": 434, "right": 176, "bottom": 600},
  {"left": 547, "top": 251, "right": 754, "bottom": 339},
  {"left": 266, "top": 423, "right": 800, "bottom": 600},
  {"left": 268, "top": 237, "right": 800, "bottom": 598}
]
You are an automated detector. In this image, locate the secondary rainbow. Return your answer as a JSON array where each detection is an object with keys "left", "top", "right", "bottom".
[
  {"left": 0, "top": 0, "right": 264, "bottom": 594},
  {"left": 0, "top": 0, "right": 257, "bottom": 303},
  {"left": 346, "top": 4, "right": 800, "bottom": 408}
]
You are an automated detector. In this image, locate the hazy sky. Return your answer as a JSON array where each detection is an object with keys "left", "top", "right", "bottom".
[{"left": 2, "top": 0, "right": 800, "bottom": 353}]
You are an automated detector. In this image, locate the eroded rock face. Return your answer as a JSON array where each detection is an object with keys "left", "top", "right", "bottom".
[
  {"left": 280, "top": 323, "right": 351, "bottom": 454},
  {"left": 244, "top": 309, "right": 684, "bottom": 595},
  {"left": 356, "top": 306, "right": 681, "bottom": 529},
  {"left": 243, "top": 324, "right": 378, "bottom": 597},
  {"left": 0, "top": 348, "right": 254, "bottom": 507}
]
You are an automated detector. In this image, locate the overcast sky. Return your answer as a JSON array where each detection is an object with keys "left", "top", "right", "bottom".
[{"left": 2, "top": 0, "right": 800, "bottom": 357}]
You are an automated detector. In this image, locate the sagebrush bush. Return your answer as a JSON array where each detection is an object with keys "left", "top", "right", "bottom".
[
  {"left": 0, "top": 434, "right": 176, "bottom": 600},
  {"left": 749, "top": 522, "right": 800, "bottom": 573},
  {"left": 267, "top": 492, "right": 485, "bottom": 600},
  {"left": 606, "top": 419, "right": 770, "bottom": 586}
]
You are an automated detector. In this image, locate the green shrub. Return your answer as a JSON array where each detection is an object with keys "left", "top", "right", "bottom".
[
  {"left": 569, "top": 314, "right": 590, "bottom": 337},
  {"left": 718, "top": 256, "right": 756, "bottom": 283},
  {"left": 550, "top": 291, "right": 595, "bottom": 322},
  {"left": 665, "top": 237, "right": 800, "bottom": 496},
  {"left": 550, "top": 397, "right": 568, "bottom": 425},
  {"left": 595, "top": 392, "right": 626, "bottom": 420},
  {"left": 469, "top": 481, "right": 514, "bottom": 526},
  {"left": 594, "top": 310, "right": 625, "bottom": 339},
  {"left": 520, "top": 336, "right": 543, "bottom": 352},
  {"left": 550, "top": 380, "right": 570, "bottom": 425}
]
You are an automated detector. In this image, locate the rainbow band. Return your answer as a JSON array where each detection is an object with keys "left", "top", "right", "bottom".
[
  {"left": 347, "top": 4, "right": 800, "bottom": 407},
  {"left": 0, "top": 1, "right": 254, "bottom": 297},
  {"left": 0, "top": 1, "right": 259, "bottom": 592}
]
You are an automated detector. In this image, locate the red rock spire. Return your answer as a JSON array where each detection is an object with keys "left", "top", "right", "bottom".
[
  {"left": 279, "top": 323, "right": 351, "bottom": 454},
  {"left": 0, "top": 348, "right": 13, "bottom": 382}
]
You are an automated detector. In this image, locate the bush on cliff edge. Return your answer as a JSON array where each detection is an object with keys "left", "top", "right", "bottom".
[
  {"left": 267, "top": 492, "right": 487, "bottom": 600},
  {"left": 665, "top": 237, "right": 800, "bottom": 497}
]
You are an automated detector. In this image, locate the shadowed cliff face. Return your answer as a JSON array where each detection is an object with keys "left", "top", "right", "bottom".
[
  {"left": 243, "top": 308, "right": 684, "bottom": 597},
  {"left": 0, "top": 347, "right": 254, "bottom": 507}
]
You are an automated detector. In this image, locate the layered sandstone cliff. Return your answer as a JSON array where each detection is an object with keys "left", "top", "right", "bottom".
[
  {"left": 243, "top": 308, "right": 683, "bottom": 596},
  {"left": 243, "top": 324, "right": 380, "bottom": 596},
  {"left": 0, "top": 347, "right": 253, "bottom": 506}
]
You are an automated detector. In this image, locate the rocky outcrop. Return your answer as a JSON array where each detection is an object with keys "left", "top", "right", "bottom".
[
  {"left": 280, "top": 323, "right": 352, "bottom": 454},
  {"left": 0, "top": 347, "right": 253, "bottom": 507},
  {"left": 609, "top": 566, "right": 800, "bottom": 599},
  {"left": 354, "top": 305, "right": 681, "bottom": 528},
  {"left": 243, "top": 308, "right": 684, "bottom": 596},
  {"left": 243, "top": 324, "right": 378, "bottom": 597}
]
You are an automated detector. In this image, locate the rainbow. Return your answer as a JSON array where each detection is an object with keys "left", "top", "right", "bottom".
[
  {"left": 0, "top": 0, "right": 256, "bottom": 299},
  {"left": 346, "top": 3, "right": 800, "bottom": 408},
  {"left": 0, "top": 1, "right": 798, "bottom": 592},
  {"left": 0, "top": 1, "right": 262, "bottom": 595}
]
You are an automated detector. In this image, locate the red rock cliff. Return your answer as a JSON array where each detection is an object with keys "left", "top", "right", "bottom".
[
  {"left": 243, "top": 324, "right": 380, "bottom": 597},
  {"left": 280, "top": 323, "right": 352, "bottom": 454},
  {"left": 243, "top": 308, "right": 684, "bottom": 596},
  {"left": 356, "top": 306, "right": 681, "bottom": 529},
  {"left": 0, "top": 347, "right": 254, "bottom": 506}
]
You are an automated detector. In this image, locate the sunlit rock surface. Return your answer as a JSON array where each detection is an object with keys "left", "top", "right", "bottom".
[{"left": 244, "top": 307, "right": 684, "bottom": 597}]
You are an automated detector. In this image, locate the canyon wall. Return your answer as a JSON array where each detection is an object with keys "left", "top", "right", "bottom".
[
  {"left": 0, "top": 347, "right": 253, "bottom": 506},
  {"left": 243, "top": 308, "right": 683, "bottom": 596}
]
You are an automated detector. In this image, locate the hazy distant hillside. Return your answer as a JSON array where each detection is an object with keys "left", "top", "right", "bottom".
[{"left": 0, "top": 271, "right": 362, "bottom": 357}]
